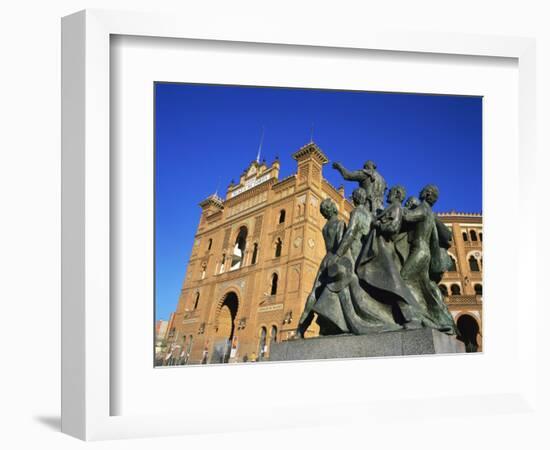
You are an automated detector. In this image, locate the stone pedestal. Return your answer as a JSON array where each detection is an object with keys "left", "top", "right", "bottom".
[{"left": 269, "top": 328, "right": 465, "bottom": 362}]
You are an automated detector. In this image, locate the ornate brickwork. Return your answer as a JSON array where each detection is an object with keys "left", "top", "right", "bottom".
[{"left": 253, "top": 215, "right": 263, "bottom": 238}]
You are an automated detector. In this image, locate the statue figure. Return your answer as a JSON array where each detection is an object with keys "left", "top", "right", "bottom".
[
  {"left": 393, "top": 195, "right": 421, "bottom": 266},
  {"left": 332, "top": 160, "right": 387, "bottom": 212},
  {"left": 297, "top": 198, "right": 346, "bottom": 337},
  {"left": 335, "top": 187, "right": 372, "bottom": 261},
  {"left": 376, "top": 185, "right": 407, "bottom": 239},
  {"left": 406, "top": 195, "right": 454, "bottom": 281},
  {"left": 354, "top": 185, "right": 424, "bottom": 330},
  {"left": 404, "top": 196, "right": 421, "bottom": 210},
  {"left": 375, "top": 185, "right": 410, "bottom": 268},
  {"left": 401, "top": 185, "right": 457, "bottom": 334},
  {"left": 296, "top": 159, "right": 461, "bottom": 341},
  {"left": 312, "top": 188, "right": 400, "bottom": 334}
]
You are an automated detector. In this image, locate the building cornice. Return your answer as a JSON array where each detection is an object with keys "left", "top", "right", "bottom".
[
  {"left": 437, "top": 211, "right": 482, "bottom": 218},
  {"left": 223, "top": 178, "right": 276, "bottom": 207},
  {"left": 271, "top": 174, "right": 296, "bottom": 190}
]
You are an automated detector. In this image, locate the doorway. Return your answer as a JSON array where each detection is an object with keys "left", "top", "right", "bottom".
[
  {"left": 213, "top": 292, "right": 239, "bottom": 363},
  {"left": 457, "top": 314, "right": 480, "bottom": 352}
]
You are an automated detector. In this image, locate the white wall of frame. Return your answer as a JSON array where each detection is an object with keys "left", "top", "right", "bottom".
[{"left": 1, "top": 1, "right": 549, "bottom": 449}]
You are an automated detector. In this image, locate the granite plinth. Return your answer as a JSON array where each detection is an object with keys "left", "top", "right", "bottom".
[{"left": 269, "top": 328, "right": 465, "bottom": 362}]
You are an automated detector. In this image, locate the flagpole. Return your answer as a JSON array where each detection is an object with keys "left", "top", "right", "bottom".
[{"left": 256, "top": 126, "right": 265, "bottom": 163}]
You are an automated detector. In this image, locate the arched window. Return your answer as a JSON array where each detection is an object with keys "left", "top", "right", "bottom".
[
  {"left": 470, "top": 230, "right": 478, "bottom": 241},
  {"left": 181, "top": 336, "right": 187, "bottom": 363},
  {"left": 251, "top": 243, "right": 258, "bottom": 265},
  {"left": 193, "top": 292, "right": 200, "bottom": 310},
  {"left": 270, "top": 273, "right": 278, "bottom": 295},
  {"left": 448, "top": 256, "right": 457, "bottom": 272},
  {"left": 274, "top": 238, "right": 282, "bottom": 258},
  {"left": 451, "top": 284, "right": 461, "bottom": 296},
  {"left": 469, "top": 255, "right": 480, "bottom": 272},
  {"left": 439, "top": 284, "right": 448, "bottom": 297},
  {"left": 219, "top": 253, "right": 226, "bottom": 274},
  {"left": 278, "top": 209, "right": 286, "bottom": 224},
  {"left": 268, "top": 325, "right": 278, "bottom": 353},
  {"left": 187, "top": 335, "right": 194, "bottom": 359},
  {"left": 479, "top": 232, "right": 483, "bottom": 242},
  {"left": 231, "top": 226, "right": 248, "bottom": 270},
  {"left": 270, "top": 325, "right": 277, "bottom": 344},
  {"left": 462, "top": 231, "right": 468, "bottom": 241},
  {"left": 474, "top": 284, "right": 483, "bottom": 295},
  {"left": 258, "top": 327, "right": 267, "bottom": 361},
  {"left": 207, "top": 238, "right": 213, "bottom": 251}
]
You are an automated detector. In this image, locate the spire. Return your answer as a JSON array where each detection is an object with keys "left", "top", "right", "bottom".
[
  {"left": 213, "top": 177, "right": 221, "bottom": 197},
  {"left": 256, "top": 126, "right": 265, "bottom": 163},
  {"left": 310, "top": 122, "right": 314, "bottom": 143}
]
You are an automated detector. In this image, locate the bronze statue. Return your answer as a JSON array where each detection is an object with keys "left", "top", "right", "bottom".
[
  {"left": 301, "top": 189, "right": 401, "bottom": 336},
  {"left": 297, "top": 198, "right": 346, "bottom": 337},
  {"left": 404, "top": 195, "right": 420, "bottom": 210},
  {"left": 324, "top": 188, "right": 400, "bottom": 333},
  {"left": 355, "top": 185, "right": 424, "bottom": 330},
  {"left": 335, "top": 187, "right": 372, "bottom": 261},
  {"left": 297, "top": 163, "right": 458, "bottom": 338},
  {"left": 332, "top": 160, "right": 387, "bottom": 212},
  {"left": 400, "top": 185, "right": 457, "bottom": 333},
  {"left": 376, "top": 185, "right": 407, "bottom": 239}
]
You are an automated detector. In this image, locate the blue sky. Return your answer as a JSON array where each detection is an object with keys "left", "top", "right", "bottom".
[{"left": 155, "top": 83, "right": 482, "bottom": 321}]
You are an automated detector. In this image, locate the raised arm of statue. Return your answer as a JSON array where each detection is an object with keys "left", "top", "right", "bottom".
[{"left": 332, "top": 162, "right": 366, "bottom": 182}]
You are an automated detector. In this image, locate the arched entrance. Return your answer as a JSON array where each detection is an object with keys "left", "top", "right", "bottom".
[
  {"left": 213, "top": 292, "right": 239, "bottom": 363},
  {"left": 457, "top": 314, "right": 480, "bottom": 353}
]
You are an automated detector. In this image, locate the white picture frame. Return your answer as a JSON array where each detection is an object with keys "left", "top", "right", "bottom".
[{"left": 61, "top": 9, "right": 537, "bottom": 441}]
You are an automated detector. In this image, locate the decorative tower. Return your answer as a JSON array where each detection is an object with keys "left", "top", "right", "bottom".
[{"left": 291, "top": 142, "right": 329, "bottom": 188}]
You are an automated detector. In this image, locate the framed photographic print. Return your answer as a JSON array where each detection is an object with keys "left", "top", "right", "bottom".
[
  {"left": 62, "top": 9, "right": 537, "bottom": 441},
  {"left": 154, "top": 82, "right": 482, "bottom": 368}
]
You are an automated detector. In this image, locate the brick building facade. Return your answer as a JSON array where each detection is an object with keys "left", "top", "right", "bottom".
[{"left": 438, "top": 213, "right": 483, "bottom": 352}]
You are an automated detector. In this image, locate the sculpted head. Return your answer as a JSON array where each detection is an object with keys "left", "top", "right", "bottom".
[
  {"left": 363, "top": 160, "right": 377, "bottom": 171},
  {"left": 404, "top": 196, "right": 421, "bottom": 210},
  {"left": 420, "top": 184, "right": 439, "bottom": 206},
  {"left": 351, "top": 187, "right": 368, "bottom": 207},
  {"left": 387, "top": 185, "right": 406, "bottom": 205},
  {"left": 320, "top": 198, "right": 338, "bottom": 220}
]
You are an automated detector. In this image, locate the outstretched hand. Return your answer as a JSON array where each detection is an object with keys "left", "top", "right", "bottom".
[{"left": 332, "top": 161, "right": 342, "bottom": 170}]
